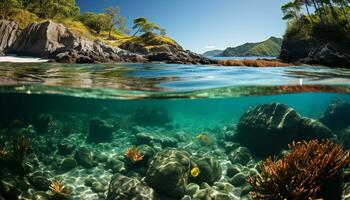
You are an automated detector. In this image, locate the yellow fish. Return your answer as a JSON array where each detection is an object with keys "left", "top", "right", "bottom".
[
  {"left": 195, "top": 134, "right": 212, "bottom": 145},
  {"left": 191, "top": 166, "right": 200, "bottom": 177}
]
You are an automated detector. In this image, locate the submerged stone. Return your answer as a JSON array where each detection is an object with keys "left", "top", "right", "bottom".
[
  {"left": 74, "top": 147, "right": 97, "bottom": 168},
  {"left": 236, "top": 103, "right": 332, "bottom": 156},
  {"left": 190, "top": 156, "right": 222, "bottom": 185},
  {"left": 320, "top": 99, "right": 350, "bottom": 131},
  {"left": 145, "top": 148, "right": 192, "bottom": 198},
  {"left": 228, "top": 147, "right": 252, "bottom": 165},
  {"left": 107, "top": 174, "right": 156, "bottom": 200},
  {"left": 87, "top": 119, "right": 114, "bottom": 143}
]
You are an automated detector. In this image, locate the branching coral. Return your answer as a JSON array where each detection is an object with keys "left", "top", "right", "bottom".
[
  {"left": 50, "top": 180, "right": 69, "bottom": 198},
  {"left": 124, "top": 145, "right": 143, "bottom": 163},
  {"left": 248, "top": 140, "right": 350, "bottom": 200}
]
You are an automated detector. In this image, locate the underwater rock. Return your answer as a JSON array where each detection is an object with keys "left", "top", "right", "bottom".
[
  {"left": 32, "top": 192, "right": 50, "bottom": 200},
  {"left": 145, "top": 148, "right": 192, "bottom": 198},
  {"left": 185, "top": 183, "right": 200, "bottom": 196},
  {"left": 32, "top": 114, "right": 53, "bottom": 134},
  {"left": 105, "top": 156, "right": 126, "bottom": 173},
  {"left": 74, "top": 147, "right": 97, "bottom": 168},
  {"left": 107, "top": 173, "right": 157, "bottom": 200},
  {"left": 30, "top": 175, "right": 51, "bottom": 191},
  {"left": 320, "top": 99, "right": 350, "bottom": 131},
  {"left": 190, "top": 156, "right": 222, "bottom": 185},
  {"left": 132, "top": 107, "right": 172, "bottom": 127},
  {"left": 136, "top": 132, "right": 178, "bottom": 148},
  {"left": 57, "top": 142, "right": 75, "bottom": 156},
  {"left": 192, "top": 182, "right": 239, "bottom": 200},
  {"left": 228, "top": 147, "right": 252, "bottom": 165},
  {"left": 236, "top": 103, "right": 333, "bottom": 156},
  {"left": 133, "top": 145, "right": 155, "bottom": 167},
  {"left": 229, "top": 173, "right": 247, "bottom": 187},
  {"left": 91, "top": 181, "right": 107, "bottom": 193},
  {"left": 60, "top": 158, "right": 77, "bottom": 172},
  {"left": 87, "top": 119, "right": 114, "bottom": 143}
]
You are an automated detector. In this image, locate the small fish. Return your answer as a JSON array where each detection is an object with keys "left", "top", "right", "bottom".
[
  {"left": 191, "top": 166, "right": 200, "bottom": 177},
  {"left": 195, "top": 134, "right": 212, "bottom": 145}
]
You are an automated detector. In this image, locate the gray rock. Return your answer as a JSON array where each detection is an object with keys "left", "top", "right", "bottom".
[
  {"left": 105, "top": 156, "right": 126, "bottom": 173},
  {"left": 91, "top": 181, "right": 107, "bottom": 193},
  {"left": 107, "top": 174, "right": 156, "bottom": 200},
  {"left": 136, "top": 132, "right": 177, "bottom": 148},
  {"left": 145, "top": 148, "right": 192, "bottom": 198},
  {"left": 87, "top": 118, "right": 114, "bottom": 143},
  {"left": 320, "top": 99, "right": 350, "bottom": 131},
  {"left": 236, "top": 103, "right": 332, "bottom": 156},
  {"left": 60, "top": 158, "right": 77, "bottom": 172},
  {"left": 0, "top": 20, "right": 19, "bottom": 54},
  {"left": 229, "top": 147, "right": 252, "bottom": 165},
  {"left": 74, "top": 147, "right": 97, "bottom": 168},
  {"left": 190, "top": 156, "right": 222, "bottom": 185},
  {"left": 229, "top": 173, "right": 246, "bottom": 187}
]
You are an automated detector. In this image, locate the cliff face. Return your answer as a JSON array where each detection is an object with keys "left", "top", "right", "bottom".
[
  {"left": 279, "top": 37, "right": 350, "bottom": 68},
  {"left": 0, "top": 20, "right": 213, "bottom": 65},
  {"left": 0, "top": 20, "right": 19, "bottom": 56}
]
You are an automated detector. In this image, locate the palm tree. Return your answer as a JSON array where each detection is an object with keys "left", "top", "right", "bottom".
[{"left": 303, "top": 0, "right": 315, "bottom": 23}]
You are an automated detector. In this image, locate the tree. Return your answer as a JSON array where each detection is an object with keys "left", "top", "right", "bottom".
[
  {"left": 79, "top": 12, "right": 110, "bottom": 35},
  {"left": 282, "top": 1, "right": 302, "bottom": 21},
  {"left": 104, "top": 6, "right": 130, "bottom": 37},
  {"left": 132, "top": 17, "right": 164, "bottom": 36},
  {"left": 0, "top": 0, "right": 19, "bottom": 19}
]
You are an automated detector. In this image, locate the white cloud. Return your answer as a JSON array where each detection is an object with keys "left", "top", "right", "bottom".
[{"left": 204, "top": 46, "right": 216, "bottom": 49}]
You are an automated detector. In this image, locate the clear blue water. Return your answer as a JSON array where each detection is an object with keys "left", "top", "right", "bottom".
[{"left": 0, "top": 62, "right": 350, "bottom": 199}]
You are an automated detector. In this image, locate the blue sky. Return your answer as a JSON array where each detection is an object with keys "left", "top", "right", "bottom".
[{"left": 76, "top": 0, "right": 290, "bottom": 53}]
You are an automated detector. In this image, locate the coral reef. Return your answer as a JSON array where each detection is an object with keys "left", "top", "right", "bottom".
[{"left": 248, "top": 140, "right": 350, "bottom": 200}]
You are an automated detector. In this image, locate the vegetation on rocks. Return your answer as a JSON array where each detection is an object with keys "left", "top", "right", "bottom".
[{"left": 0, "top": 0, "right": 172, "bottom": 50}]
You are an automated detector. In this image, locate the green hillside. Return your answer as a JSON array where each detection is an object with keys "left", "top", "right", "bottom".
[
  {"left": 220, "top": 37, "right": 282, "bottom": 57},
  {"left": 202, "top": 49, "right": 224, "bottom": 57}
]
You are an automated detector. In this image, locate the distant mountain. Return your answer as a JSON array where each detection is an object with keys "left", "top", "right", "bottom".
[
  {"left": 203, "top": 37, "right": 283, "bottom": 57},
  {"left": 202, "top": 49, "right": 224, "bottom": 57}
]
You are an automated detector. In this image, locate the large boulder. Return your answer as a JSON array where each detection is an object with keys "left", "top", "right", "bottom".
[
  {"left": 7, "top": 20, "right": 143, "bottom": 63},
  {"left": 320, "top": 99, "right": 350, "bottom": 131},
  {"left": 0, "top": 20, "right": 19, "bottom": 55},
  {"left": 145, "top": 148, "right": 192, "bottom": 198},
  {"left": 107, "top": 174, "right": 156, "bottom": 200},
  {"left": 236, "top": 103, "right": 332, "bottom": 156}
]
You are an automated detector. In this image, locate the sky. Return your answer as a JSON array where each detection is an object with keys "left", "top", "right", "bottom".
[{"left": 76, "top": 0, "right": 290, "bottom": 53}]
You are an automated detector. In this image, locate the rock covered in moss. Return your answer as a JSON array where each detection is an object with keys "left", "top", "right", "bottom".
[
  {"left": 320, "top": 99, "right": 350, "bottom": 131},
  {"left": 107, "top": 174, "right": 156, "bottom": 200},
  {"left": 87, "top": 119, "right": 114, "bottom": 143},
  {"left": 236, "top": 103, "right": 332, "bottom": 156},
  {"left": 190, "top": 156, "right": 222, "bottom": 185},
  {"left": 145, "top": 148, "right": 192, "bottom": 198}
]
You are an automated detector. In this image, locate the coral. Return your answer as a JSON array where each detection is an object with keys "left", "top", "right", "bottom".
[
  {"left": 248, "top": 140, "right": 350, "bottom": 200},
  {"left": 124, "top": 145, "right": 144, "bottom": 163},
  {"left": 50, "top": 180, "right": 69, "bottom": 198}
]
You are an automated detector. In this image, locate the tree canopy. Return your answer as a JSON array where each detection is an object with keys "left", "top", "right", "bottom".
[{"left": 132, "top": 17, "right": 166, "bottom": 36}]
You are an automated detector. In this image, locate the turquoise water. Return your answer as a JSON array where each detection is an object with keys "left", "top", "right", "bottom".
[{"left": 0, "top": 62, "right": 350, "bottom": 200}]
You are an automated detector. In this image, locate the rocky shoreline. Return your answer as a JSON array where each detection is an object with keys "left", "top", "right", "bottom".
[
  {"left": 0, "top": 20, "right": 214, "bottom": 65},
  {"left": 279, "top": 37, "right": 350, "bottom": 68}
]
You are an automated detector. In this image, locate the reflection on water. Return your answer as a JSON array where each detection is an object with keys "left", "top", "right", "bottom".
[{"left": 0, "top": 62, "right": 349, "bottom": 99}]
